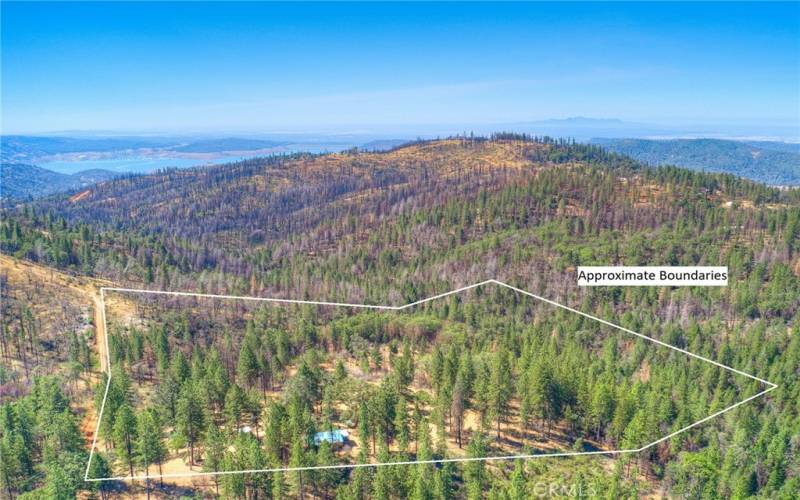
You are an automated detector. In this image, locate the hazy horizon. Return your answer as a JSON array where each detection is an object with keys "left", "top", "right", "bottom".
[
  {"left": 2, "top": 2, "right": 798, "bottom": 139},
  {"left": 4, "top": 116, "right": 799, "bottom": 143}
]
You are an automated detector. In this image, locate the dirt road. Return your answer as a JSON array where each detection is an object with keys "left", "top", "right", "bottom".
[
  {"left": 92, "top": 290, "right": 109, "bottom": 373},
  {"left": 0, "top": 255, "right": 113, "bottom": 449},
  {"left": 0, "top": 254, "right": 110, "bottom": 373}
]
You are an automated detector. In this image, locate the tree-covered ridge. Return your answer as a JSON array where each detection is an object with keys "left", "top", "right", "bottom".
[
  {"left": 1, "top": 138, "right": 796, "bottom": 296},
  {"left": 1, "top": 136, "right": 799, "bottom": 498},
  {"left": 592, "top": 138, "right": 800, "bottom": 186}
]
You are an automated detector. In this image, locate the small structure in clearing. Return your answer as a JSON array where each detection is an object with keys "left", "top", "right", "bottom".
[{"left": 313, "top": 429, "right": 349, "bottom": 448}]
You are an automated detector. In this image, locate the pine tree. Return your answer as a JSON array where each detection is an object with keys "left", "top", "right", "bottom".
[
  {"left": 221, "top": 452, "right": 246, "bottom": 499},
  {"left": 87, "top": 452, "right": 113, "bottom": 499},
  {"left": 237, "top": 340, "right": 259, "bottom": 389},
  {"left": 135, "top": 408, "right": 167, "bottom": 494},
  {"left": 290, "top": 436, "right": 307, "bottom": 499},
  {"left": 489, "top": 348, "right": 512, "bottom": 440},
  {"left": 358, "top": 399, "right": 371, "bottom": 457},
  {"left": 176, "top": 382, "right": 206, "bottom": 465},
  {"left": 465, "top": 432, "right": 487, "bottom": 500},
  {"left": 0, "top": 432, "right": 23, "bottom": 499},
  {"left": 316, "top": 440, "right": 340, "bottom": 500},
  {"left": 270, "top": 469, "right": 287, "bottom": 499},
  {"left": 112, "top": 404, "right": 137, "bottom": 477},
  {"left": 203, "top": 425, "right": 226, "bottom": 495},
  {"left": 372, "top": 443, "right": 391, "bottom": 500},
  {"left": 170, "top": 350, "right": 191, "bottom": 384},
  {"left": 224, "top": 384, "right": 246, "bottom": 431},
  {"left": 394, "top": 394, "right": 410, "bottom": 453},
  {"left": 509, "top": 460, "right": 527, "bottom": 500}
]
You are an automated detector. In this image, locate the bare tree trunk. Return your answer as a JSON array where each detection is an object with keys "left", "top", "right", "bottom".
[
  {"left": 299, "top": 470, "right": 305, "bottom": 500},
  {"left": 127, "top": 438, "right": 134, "bottom": 477},
  {"left": 145, "top": 465, "right": 151, "bottom": 500}
]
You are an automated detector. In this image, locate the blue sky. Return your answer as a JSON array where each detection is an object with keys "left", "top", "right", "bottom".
[{"left": 1, "top": 2, "right": 798, "bottom": 135}]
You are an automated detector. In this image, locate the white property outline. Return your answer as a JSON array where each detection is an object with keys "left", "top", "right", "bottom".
[{"left": 85, "top": 279, "right": 777, "bottom": 482}]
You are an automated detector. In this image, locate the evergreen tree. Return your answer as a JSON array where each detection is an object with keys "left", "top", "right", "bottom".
[
  {"left": 509, "top": 460, "right": 527, "bottom": 500},
  {"left": 176, "top": 382, "right": 206, "bottom": 465},
  {"left": 135, "top": 408, "right": 166, "bottom": 494},
  {"left": 203, "top": 424, "right": 226, "bottom": 495},
  {"left": 464, "top": 432, "right": 488, "bottom": 500},
  {"left": 489, "top": 348, "right": 513, "bottom": 440},
  {"left": 112, "top": 404, "right": 137, "bottom": 477}
]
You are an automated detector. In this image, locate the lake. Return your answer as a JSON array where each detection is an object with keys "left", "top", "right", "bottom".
[
  {"left": 38, "top": 142, "right": 356, "bottom": 175},
  {"left": 40, "top": 156, "right": 244, "bottom": 175}
]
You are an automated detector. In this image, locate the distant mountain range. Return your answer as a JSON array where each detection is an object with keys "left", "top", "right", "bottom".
[
  {"left": 1, "top": 135, "right": 179, "bottom": 162},
  {"left": 591, "top": 138, "right": 800, "bottom": 186},
  {"left": 1, "top": 134, "right": 363, "bottom": 164},
  {"left": 0, "top": 163, "right": 122, "bottom": 202},
  {"left": 359, "top": 139, "right": 410, "bottom": 151},
  {"left": 0, "top": 135, "right": 294, "bottom": 163},
  {"left": 168, "top": 137, "right": 287, "bottom": 153}
]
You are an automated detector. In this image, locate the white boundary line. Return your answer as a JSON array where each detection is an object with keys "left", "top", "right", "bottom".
[{"left": 84, "top": 280, "right": 777, "bottom": 482}]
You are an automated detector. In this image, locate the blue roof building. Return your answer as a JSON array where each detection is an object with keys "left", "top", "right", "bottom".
[{"left": 313, "top": 429, "right": 349, "bottom": 446}]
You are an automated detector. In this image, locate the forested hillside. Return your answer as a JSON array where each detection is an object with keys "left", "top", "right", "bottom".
[
  {"left": 592, "top": 138, "right": 800, "bottom": 186},
  {"left": 1, "top": 136, "right": 799, "bottom": 498},
  {"left": 0, "top": 163, "right": 121, "bottom": 202}
]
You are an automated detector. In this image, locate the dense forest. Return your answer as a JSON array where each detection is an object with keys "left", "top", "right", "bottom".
[
  {"left": 87, "top": 286, "right": 765, "bottom": 499},
  {"left": 1, "top": 137, "right": 798, "bottom": 498},
  {"left": 591, "top": 138, "right": 800, "bottom": 186}
]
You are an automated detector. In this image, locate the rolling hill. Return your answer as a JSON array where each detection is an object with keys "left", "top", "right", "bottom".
[
  {"left": 0, "top": 163, "right": 121, "bottom": 201},
  {"left": 0, "top": 135, "right": 179, "bottom": 162},
  {"left": 592, "top": 138, "right": 800, "bottom": 186},
  {"left": 5, "top": 135, "right": 797, "bottom": 314}
]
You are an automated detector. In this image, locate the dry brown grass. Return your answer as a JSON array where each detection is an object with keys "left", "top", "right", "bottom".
[{"left": 0, "top": 256, "right": 143, "bottom": 454}]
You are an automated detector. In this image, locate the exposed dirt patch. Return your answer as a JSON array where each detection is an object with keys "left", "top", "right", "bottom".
[
  {"left": 0, "top": 255, "right": 139, "bottom": 452},
  {"left": 69, "top": 189, "right": 92, "bottom": 203}
]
